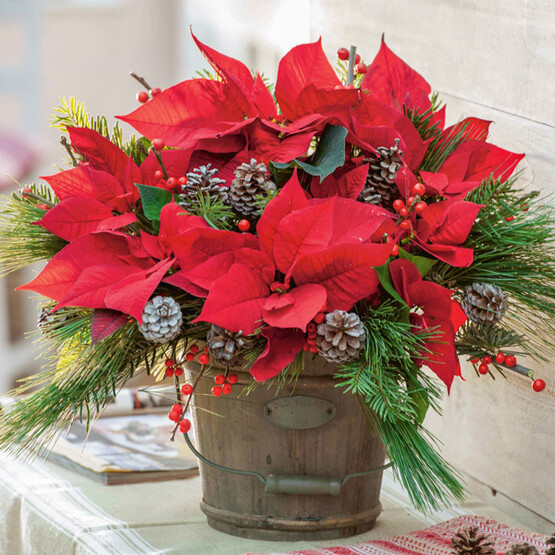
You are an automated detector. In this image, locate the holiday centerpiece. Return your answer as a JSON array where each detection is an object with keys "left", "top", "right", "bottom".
[{"left": 0, "top": 33, "right": 553, "bottom": 539}]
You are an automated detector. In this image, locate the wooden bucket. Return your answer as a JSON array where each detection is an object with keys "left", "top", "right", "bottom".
[{"left": 185, "top": 356, "right": 387, "bottom": 541}]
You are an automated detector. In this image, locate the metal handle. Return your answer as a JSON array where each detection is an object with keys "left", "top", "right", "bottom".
[{"left": 183, "top": 432, "right": 392, "bottom": 496}]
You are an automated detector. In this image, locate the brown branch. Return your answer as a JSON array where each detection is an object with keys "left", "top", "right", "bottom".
[{"left": 129, "top": 71, "right": 151, "bottom": 91}]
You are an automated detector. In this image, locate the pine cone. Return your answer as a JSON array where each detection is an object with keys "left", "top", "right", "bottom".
[
  {"left": 228, "top": 158, "right": 276, "bottom": 218},
  {"left": 179, "top": 164, "right": 228, "bottom": 207},
  {"left": 138, "top": 296, "right": 183, "bottom": 344},
  {"left": 316, "top": 310, "right": 366, "bottom": 363},
  {"left": 207, "top": 325, "right": 251, "bottom": 367},
  {"left": 37, "top": 306, "right": 68, "bottom": 333},
  {"left": 359, "top": 139, "right": 403, "bottom": 210},
  {"left": 450, "top": 527, "right": 495, "bottom": 555},
  {"left": 504, "top": 544, "right": 540, "bottom": 555},
  {"left": 546, "top": 534, "right": 555, "bottom": 555},
  {"left": 461, "top": 283, "right": 509, "bottom": 326}
]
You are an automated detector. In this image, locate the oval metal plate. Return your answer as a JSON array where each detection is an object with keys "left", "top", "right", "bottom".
[{"left": 263, "top": 396, "right": 336, "bottom": 430}]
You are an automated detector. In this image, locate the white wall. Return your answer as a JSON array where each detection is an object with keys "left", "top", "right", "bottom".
[{"left": 310, "top": 0, "right": 555, "bottom": 530}]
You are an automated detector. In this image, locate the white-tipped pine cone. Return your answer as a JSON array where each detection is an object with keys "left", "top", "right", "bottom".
[
  {"left": 207, "top": 325, "right": 251, "bottom": 367},
  {"left": 316, "top": 310, "right": 366, "bottom": 363},
  {"left": 460, "top": 283, "right": 509, "bottom": 326},
  {"left": 139, "top": 296, "right": 183, "bottom": 344},
  {"left": 229, "top": 158, "right": 276, "bottom": 218}
]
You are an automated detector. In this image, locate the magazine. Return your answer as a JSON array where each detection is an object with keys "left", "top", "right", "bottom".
[{"left": 47, "top": 413, "right": 198, "bottom": 485}]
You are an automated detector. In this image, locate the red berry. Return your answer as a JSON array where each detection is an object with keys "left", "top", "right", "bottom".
[
  {"left": 214, "top": 374, "right": 226, "bottom": 385},
  {"left": 478, "top": 363, "right": 489, "bottom": 375},
  {"left": 212, "top": 385, "right": 223, "bottom": 397},
  {"left": 227, "top": 373, "right": 239, "bottom": 384},
  {"left": 306, "top": 337, "right": 317, "bottom": 346},
  {"left": 185, "top": 352, "right": 195, "bottom": 362},
  {"left": 154, "top": 170, "right": 164, "bottom": 180},
  {"left": 354, "top": 53, "right": 361, "bottom": 64},
  {"left": 165, "top": 359, "right": 175, "bottom": 367},
  {"left": 309, "top": 346, "right": 319, "bottom": 354},
  {"left": 172, "top": 403, "right": 182, "bottom": 413},
  {"left": 470, "top": 358, "right": 479, "bottom": 364},
  {"left": 355, "top": 62, "right": 368, "bottom": 74},
  {"left": 532, "top": 378, "right": 546, "bottom": 392},
  {"left": 307, "top": 322, "right": 317, "bottom": 334},
  {"left": 189, "top": 344, "right": 199, "bottom": 354},
  {"left": 238, "top": 219, "right": 250, "bottom": 232},
  {"left": 150, "top": 87, "right": 162, "bottom": 97},
  {"left": 415, "top": 202, "right": 427, "bottom": 214},
  {"left": 495, "top": 352, "right": 506, "bottom": 364},
  {"left": 412, "top": 183, "right": 426, "bottom": 196},
  {"left": 179, "top": 418, "right": 191, "bottom": 433},
  {"left": 399, "top": 208, "right": 409, "bottom": 218},
  {"left": 222, "top": 383, "right": 233, "bottom": 395},
  {"left": 392, "top": 199, "right": 405, "bottom": 213},
  {"left": 181, "top": 384, "right": 193, "bottom": 395},
  {"left": 407, "top": 196, "right": 415, "bottom": 206},
  {"left": 391, "top": 244, "right": 399, "bottom": 256},
  {"left": 337, "top": 47, "right": 349, "bottom": 60},
  {"left": 36, "top": 203, "right": 50, "bottom": 210},
  {"left": 522, "top": 203, "right": 529, "bottom": 212},
  {"left": 168, "top": 410, "right": 181, "bottom": 422},
  {"left": 136, "top": 91, "right": 149, "bottom": 103},
  {"left": 165, "top": 368, "right": 174, "bottom": 377},
  {"left": 152, "top": 138, "right": 165, "bottom": 151},
  {"left": 314, "top": 312, "right": 325, "bottom": 324},
  {"left": 174, "top": 367, "right": 184, "bottom": 376},
  {"left": 505, "top": 355, "right": 517, "bottom": 367},
  {"left": 178, "top": 176, "right": 187, "bottom": 185},
  {"left": 482, "top": 355, "right": 492, "bottom": 365},
  {"left": 198, "top": 353, "right": 210, "bottom": 365},
  {"left": 505, "top": 216, "right": 515, "bottom": 222},
  {"left": 204, "top": 346, "right": 209, "bottom": 353},
  {"left": 399, "top": 220, "right": 412, "bottom": 231},
  {"left": 166, "top": 177, "right": 176, "bottom": 188}
]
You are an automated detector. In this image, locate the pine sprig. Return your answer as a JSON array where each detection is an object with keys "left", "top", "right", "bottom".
[
  {"left": 0, "top": 186, "right": 66, "bottom": 277},
  {"left": 404, "top": 92, "right": 443, "bottom": 142},
  {"left": 178, "top": 191, "right": 236, "bottom": 230}
]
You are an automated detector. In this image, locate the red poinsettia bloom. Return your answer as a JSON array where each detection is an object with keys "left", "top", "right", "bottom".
[
  {"left": 166, "top": 172, "right": 394, "bottom": 381},
  {"left": 389, "top": 258, "right": 467, "bottom": 390}
]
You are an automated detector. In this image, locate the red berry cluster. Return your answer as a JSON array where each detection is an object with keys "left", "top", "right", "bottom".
[
  {"left": 167, "top": 403, "right": 192, "bottom": 433},
  {"left": 212, "top": 372, "right": 238, "bottom": 397},
  {"left": 304, "top": 311, "right": 325, "bottom": 354},
  {"left": 185, "top": 344, "right": 209, "bottom": 365},
  {"left": 337, "top": 48, "right": 367, "bottom": 77},
  {"left": 136, "top": 87, "right": 162, "bottom": 104},
  {"left": 164, "top": 358, "right": 184, "bottom": 377}
]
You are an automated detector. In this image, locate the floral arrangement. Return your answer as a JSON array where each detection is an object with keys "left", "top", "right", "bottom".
[{"left": 0, "top": 33, "right": 553, "bottom": 511}]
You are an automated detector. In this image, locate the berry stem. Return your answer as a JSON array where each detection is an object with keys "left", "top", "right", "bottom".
[
  {"left": 60, "top": 136, "right": 78, "bottom": 167},
  {"left": 129, "top": 71, "right": 152, "bottom": 91},
  {"left": 346, "top": 45, "right": 357, "bottom": 86},
  {"left": 497, "top": 361, "right": 533, "bottom": 378},
  {"left": 170, "top": 364, "right": 205, "bottom": 442},
  {"left": 151, "top": 146, "right": 169, "bottom": 179}
]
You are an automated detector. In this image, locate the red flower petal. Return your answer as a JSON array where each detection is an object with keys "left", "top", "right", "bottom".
[
  {"left": 91, "top": 309, "right": 129, "bottom": 344},
  {"left": 275, "top": 38, "right": 342, "bottom": 121},
  {"left": 311, "top": 164, "right": 368, "bottom": 199},
  {"left": 252, "top": 73, "right": 277, "bottom": 119},
  {"left": 249, "top": 327, "right": 305, "bottom": 382},
  {"left": 193, "top": 263, "right": 269, "bottom": 334}
]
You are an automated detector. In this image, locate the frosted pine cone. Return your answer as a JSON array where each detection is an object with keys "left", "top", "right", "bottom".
[
  {"left": 359, "top": 139, "right": 403, "bottom": 210},
  {"left": 229, "top": 158, "right": 276, "bottom": 218},
  {"left": 179, "top": 164, "right": 228, "bottom": 206},
  {"left": 316, "top": 310, "right": 366, "bottom": 363},
  {"left": 207, "top": 325, "right": 251, "bottom": 367},
  {"left": 504, "top": 544, "right": 540, "bottom": 555},
  {"left": 139, "top": 296, "right": 183, "bottom": 344},
  {"left": 450, "top": 527, "right": 495, "bottom": 555},
  {"left": 461, "top": 283, "right": 509, "bottom": 326}
]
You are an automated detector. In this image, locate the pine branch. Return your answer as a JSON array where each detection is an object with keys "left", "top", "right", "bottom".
[
  {"left": 404, "top": 92, "right": 443, "bottom": 142},
  {"left": 177, "top": 191, "right": 236, "bottom": 230},
  {"left": 0, "top": 186, "right": 66, "bottom": 276}
]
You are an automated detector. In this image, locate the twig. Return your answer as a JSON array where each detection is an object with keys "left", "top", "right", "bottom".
[
  {"left": 151, "top": 147, "right": 168, "bottom": 179},
  {"left": 346, "top": 45, "right": 357, "bottom": 86},
  {"left": 130, "top": 71, "right": 151, "bottom": 91},
  {"left": 60, "top": 136, "right": 78, "bottom": 167},
  {"left": 21, "top": 192, "right": 55, "bottom": 208},
  {"left": 170, "top": 365, "right": 205, "bottom": 441}
]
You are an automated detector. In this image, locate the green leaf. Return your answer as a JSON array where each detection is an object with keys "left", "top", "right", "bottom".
[
  {"left": 399, "top": 248, "right": 437, "bottom": 277},
  {"left": 135, "top": 184, "right": 172, "bottom": 221},
  {"left": 269, "top": 161, "right": 295, "bottom": 187},
  {"left": 375, "top": 262, "right": 407, "bottom": 307},
  {"left": 295, "top": 124, "right": 348, "bottom": 181}
]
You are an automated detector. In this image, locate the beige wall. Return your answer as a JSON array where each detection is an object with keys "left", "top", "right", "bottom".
[{"left": 310, "top": 0, "right": 554, "bottom": 530}]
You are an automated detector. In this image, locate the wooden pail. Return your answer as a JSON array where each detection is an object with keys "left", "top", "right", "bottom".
[{"left": 185, "top": 356, "right": 387, "bottom": 541}]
